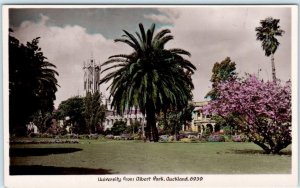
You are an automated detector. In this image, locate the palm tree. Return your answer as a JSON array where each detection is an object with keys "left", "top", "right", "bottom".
[
  {"left": 255, "top": 17, "right": 284, "bottom": 81},
  {"left": 100, "top": 23, "right": 196, "bottom": 142}
]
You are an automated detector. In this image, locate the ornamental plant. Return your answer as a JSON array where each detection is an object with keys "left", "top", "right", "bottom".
[{"left": 203, "top": 75, "right": 291, "bottom": 154}]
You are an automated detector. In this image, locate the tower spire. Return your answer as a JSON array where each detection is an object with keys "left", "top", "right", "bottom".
[{"left": 83, "top": 53, "right": 100, "bottom": 95}]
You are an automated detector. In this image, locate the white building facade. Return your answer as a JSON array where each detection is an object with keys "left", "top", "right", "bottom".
[
  {"left": 103, "top": 107, "right": 146, "bottom": 131},
  {"left": 190, "top": 101, "right": 217, "bottom": 134}
]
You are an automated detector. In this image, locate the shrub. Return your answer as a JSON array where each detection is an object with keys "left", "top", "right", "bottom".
[
  {"left": 126, "top": 121, "right": 140, "bottom": 134},
  {"left": 168, "top": 135, "right": 174, "bottom": 142},
  {"left": 223, "top": 135, "right": 232, "bottom": 142},
  {"left": 180, "top": 138, "right": 197, "bottom": 143},
  {"left": 176, "top": 134, "right": 187, "bottom": 140},
  {"left": 180, "top": 138, "right": 192, "bottom": 143},
  {"left": 104, "top": 129, "right": 112, "bottom": 135},
  {"left": 113, "top": 136, "right": 122, "bottom": 140},
  {"left": 120, "top": 133, "right": 133, "bottom": 140},
  {"left": 111, "top": 121, "right": 127, "bottom": 135},
  {"left": 78, "top": 134, "right": 89, "bottom": 139},
  {"left": 159, "top": 135, "right": 169, "bottom": 142},
  {"left": 28, "top": 132, "right": 40, "bottom": 138},
  {"left": 105, "top": 134, "right": 114, "bottom": 139},
  {"left": 88, "top": 134, "right": 99, "bottom": 139},
  {"left": 232, "top": 134, "right": 248, "bottom": 142},
  {"left": 207, "top": 134, "right": 225, "bottom": 142},
  {"left": 133, "top": 133, "right": 142, "bottom": 140},
  {"left": 40, "top": 133, "right": 55, "bottom": 138},
  {"left": 198, "top": 135, "right": 207, "bottom": 142},
  {"left": 188, "top": 135, "right": 198, "bottom": 139}
]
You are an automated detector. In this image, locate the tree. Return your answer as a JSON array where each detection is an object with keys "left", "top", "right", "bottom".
[
  {"left": 255, "top": 17, "right": 284, "bottom": 81},
  {"left": 84, "top": 91, "right": 106, "bottom": 134},
  {"left": 126, "top": 121, "right": 141, "bottom": 134},
  {"left": 56, "top": 96, "right": 86, "bottom": 134},
  {"left": 205, "top": 57, "right": 238, "bottom": 132},
  {"left": 159, "top": 103, "right": 194, "bottom": 135},
  {"left": 100, "top": 23, "right": 196, "bottom": 142},
  {"left": 110, "top": 121, "right": 127, "bottom": 135},
  {"left": 9, "top": 30, "right": 59, "bottom": 136},
  {"left": 205, "top": 57, "right": 237, "bottom": 100},
  {"left": 203, "top": 75, "right": 291, "bottom": 154},
  {"left": 31, "top": 111, "right": 54, "bottom": 133}
]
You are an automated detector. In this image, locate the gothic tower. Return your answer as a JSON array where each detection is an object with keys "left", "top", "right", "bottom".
[{"left": 83, "top": 56, "right": 101, "bottom": 94}]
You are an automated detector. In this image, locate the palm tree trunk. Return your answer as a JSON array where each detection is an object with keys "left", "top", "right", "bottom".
[
  {"left": 146, "top": 102, "right": 159, "bottom": 142},
  {"left": 271, "top": 53, "right": 276, "bottom": 81}
]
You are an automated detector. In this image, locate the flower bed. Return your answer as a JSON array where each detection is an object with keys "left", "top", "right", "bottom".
[{"left": 10, "top": 139, "right": 79, "bottom": 144}]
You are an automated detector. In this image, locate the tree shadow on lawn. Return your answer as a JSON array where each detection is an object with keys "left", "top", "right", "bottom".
[
  {"left": 10, "top": 165, "right": 115, "bottom": 175},
  {"left": 10, "top": 148, "right": 83, "bottom": 157},
  {"left": 230, "top": 149, "right": 291, "bottom": 156}
]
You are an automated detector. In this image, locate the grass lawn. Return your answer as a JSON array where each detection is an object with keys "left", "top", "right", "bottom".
[{"left": 10, "top": 140, "right": 291, "bottom": 175}]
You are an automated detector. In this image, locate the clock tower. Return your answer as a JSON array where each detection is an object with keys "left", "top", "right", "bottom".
[{"left": 83, "top": 56, "right": 100, "bottom": 94}]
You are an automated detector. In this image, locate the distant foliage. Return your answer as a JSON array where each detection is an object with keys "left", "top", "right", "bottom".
[{"left": 204, "top": 75, "right": 291, "bottom": 154}]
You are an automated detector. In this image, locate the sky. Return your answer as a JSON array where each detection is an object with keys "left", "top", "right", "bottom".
[{"left": 8, "top": 6, "right": 293, "bottom": 108}]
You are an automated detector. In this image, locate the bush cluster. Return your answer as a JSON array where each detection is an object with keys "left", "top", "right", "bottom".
[
  {"left": 21, "top": 130, "right": 249, "bottom": 143},
  {"left": 158, "top": 132, "right": 249, "bottom": 143},
  {"left": 207, "top": 134, "right": 225, "bottom": 142},
  {"left": 104, "top": 133, "right": 143, "bottom": 140}
]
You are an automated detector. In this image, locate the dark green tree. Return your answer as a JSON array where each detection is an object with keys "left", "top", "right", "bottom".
[
  {"left": 101, "top": 23, "right": 196, "bottom": 142},
  {"left": 84, "top": 91, "right": 106, "bottom": 134},
  {"left": 110, "top": 121, "right": 127, "bottom": 135},
  {"left": 9, "top": 30, "right": 59, "bottom": 136},
  {"left": 255, "top": 17, "right": 284, "bottom": 81},
  {"left": 206, "top": 57, "right": 238, "bottom": 133},
  {"left": 31, "top": 111, "right": 54, "bottom": 133},
  {"left": 205, "top": 57, "right": 237, "bottom": 100},
  {"left": 56, "top": 96, "right": 86, "bottom": 134},
  {"left": 159, "top": 103, "right": 194, "bottom": 135},
  {"left": 126, "top": 121, "right": 141, "bottom": 134}
]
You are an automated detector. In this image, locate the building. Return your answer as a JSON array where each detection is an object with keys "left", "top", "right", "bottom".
[
  {"left": 83, "top": 56, "right": 146, "bottom": 131},
  {"left": 190, "top": 101, "right": 217, "bottom": 134},
  {"left": 104, "top": 106, "right": 146, "bottom": 132},
  {"left": 83, "top": 56, "right": 101, "bottom": 94}
]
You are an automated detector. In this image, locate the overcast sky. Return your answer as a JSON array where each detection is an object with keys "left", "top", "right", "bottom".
[{"left": 9, "top": 6, "right": 293, "bottom": 108}]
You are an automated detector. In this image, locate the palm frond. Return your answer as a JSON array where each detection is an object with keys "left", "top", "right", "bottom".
[{"left": 139, "top": 23, "right": 146, "bottom": 43}]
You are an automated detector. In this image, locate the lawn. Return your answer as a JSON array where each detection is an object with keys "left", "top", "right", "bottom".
[{"left": 10, "top": 139, "right": 291, "bottom": 175}]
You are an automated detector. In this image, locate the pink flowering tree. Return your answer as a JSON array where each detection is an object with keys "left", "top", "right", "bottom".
[{"left": 203, "top": 75, "right": 291, "bottom": 154}]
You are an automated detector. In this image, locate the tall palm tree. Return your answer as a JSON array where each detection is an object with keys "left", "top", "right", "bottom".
[
  {"left": 255, "top": 17, "right": 284, "bottom": 81},
  {"left": 100, "top": 23, "right": 196, "bottom": 142}
]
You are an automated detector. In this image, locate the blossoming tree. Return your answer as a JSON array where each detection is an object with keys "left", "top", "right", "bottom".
[{"left": 203, "top": 75, "right": 291, "bottom": 154}]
